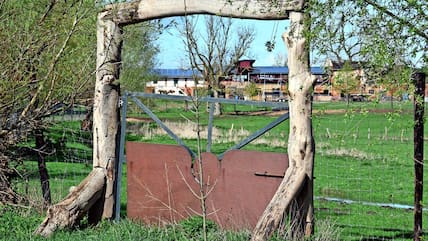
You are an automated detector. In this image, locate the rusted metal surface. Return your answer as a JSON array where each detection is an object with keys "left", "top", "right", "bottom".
[{"left": 127, "top": 142, "right": 288, "bottom": 230}]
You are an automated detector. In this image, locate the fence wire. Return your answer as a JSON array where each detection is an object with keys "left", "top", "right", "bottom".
[
  {"left": 17, "top": 98, "right": 426, "bottom": 240},
  {"left": 312, "top": 102, "right": 426, "bottom": 240},
  {"left": 15, "top": 105, "right": 93, "bottom": 204}
]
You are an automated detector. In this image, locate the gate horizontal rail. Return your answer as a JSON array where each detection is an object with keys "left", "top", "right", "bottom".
[{"left": 130, "top": 92, "right": 289, "bottom": 108}]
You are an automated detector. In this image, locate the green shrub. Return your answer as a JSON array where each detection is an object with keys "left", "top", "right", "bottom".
[{"left": 179, "top": 216, "right": 217, "bottom": 237}]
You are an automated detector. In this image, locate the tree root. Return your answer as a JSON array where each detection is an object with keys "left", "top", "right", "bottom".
[
  {"left": 250, "top": 166, "right": 307, "bottom": 241},
  {"left": 33, "top": 168, "right": 106, "bottom": 237}
]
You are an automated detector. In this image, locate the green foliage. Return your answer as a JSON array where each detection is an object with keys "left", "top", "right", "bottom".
[
  {"left": 0, "top": 0, "right": 98, "bottom": 139},
  {"left": 244, "top": 82, "right": 260, "bottom": 98},
  {"left": 332, "top": 61, "right": 360, "bottom": 100},
  {"left": 309, "top": 0, "right": 426, "bottom": 68},
  {"left": 0, "top": 0, "right": 97, "bottom": 112},
  {"left": 179, "top": 216, "right": 218, "bottom": 238},
  {"left": 120, "top": 22, "right": 161, "bottom": 92},
  {"left": 0, "top": 207, "right": 42, "bottom": 240},
  {"left": 309, "top": 0, "right": 426, "bottom": 112},
  {"left": 0, "top": 0, "right": 99, "bottom": 205}
]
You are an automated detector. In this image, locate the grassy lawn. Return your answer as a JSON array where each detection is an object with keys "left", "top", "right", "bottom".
[{"left": 2, "top": 100, "right": 427, "bottom": 240}]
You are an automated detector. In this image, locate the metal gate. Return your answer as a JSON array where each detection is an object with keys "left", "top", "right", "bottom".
[{"left": 115, "top": 91, "right": 290, "bottom": 229}]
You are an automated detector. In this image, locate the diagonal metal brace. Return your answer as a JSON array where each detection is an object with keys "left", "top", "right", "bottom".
[
  {"left": 218, "top": 112, "right": 290, "bottom": 160},
  {"left": 130, "top": 95, "right": 196, "bottom": 159}
]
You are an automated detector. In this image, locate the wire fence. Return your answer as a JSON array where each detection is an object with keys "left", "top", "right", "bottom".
[
  {"left": 19, "top": 98, "right": 426, "bottom": 240},
  {"left": 15, "top": 105, "right": 93, "bottom": 204},
  {"left": 122, "top": 97, "right": 426, "bottom": 240},
  {"left": 312, "top": 102, "right": 426, "bottom": 240}
]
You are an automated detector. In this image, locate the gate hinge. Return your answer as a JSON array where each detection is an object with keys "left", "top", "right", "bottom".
[{"left": 118, "top": 97, "right": 123, "bottom": 108}]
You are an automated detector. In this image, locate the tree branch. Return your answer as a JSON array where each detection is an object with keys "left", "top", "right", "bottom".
[{"left": 362, "top": 0, "right": 428, "bottom": 41}]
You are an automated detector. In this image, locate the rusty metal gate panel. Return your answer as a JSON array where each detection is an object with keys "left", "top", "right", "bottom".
[{"left": 127, "top": 142, "right": 288, "bottom": 230}]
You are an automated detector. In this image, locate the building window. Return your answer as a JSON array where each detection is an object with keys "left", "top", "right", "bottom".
[{"left": 174, "top": 78, "right": 178, "bottom": 86}]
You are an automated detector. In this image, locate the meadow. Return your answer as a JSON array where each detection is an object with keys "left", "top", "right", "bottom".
[{"left": 1, "top": 100, "right": 426, "bottom": 240}]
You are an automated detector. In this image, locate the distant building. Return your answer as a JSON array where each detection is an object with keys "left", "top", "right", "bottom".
[
  {"left": 225, "top": 60, "right": 326, "bottom": 101},
  {"left": 322, "top": 59, "right": 378, "bottom": 101},
  {"left": 146, "top": 60, "right": 325, "bottom": 101},
  {"left": 145, "top": 69, "right": 205, "bottom": 96},
  {"left": 146, "top": 60, "right": 425, "bottom": 102}
]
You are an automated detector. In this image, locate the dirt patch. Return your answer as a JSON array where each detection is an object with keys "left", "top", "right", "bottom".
[
  {"left": 126, "top": 117, "right": 154, "bottom": 123},
  {"left": 126, "top": 108, "right": 404, "bottom": 122}
]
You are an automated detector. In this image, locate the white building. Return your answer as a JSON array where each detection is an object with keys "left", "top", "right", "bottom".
[{"left": 146, "top": 69, "right": 206, "bottom": 96}]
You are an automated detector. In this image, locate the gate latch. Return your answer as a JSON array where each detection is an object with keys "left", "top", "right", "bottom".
[{"left": 254, "top": 171, "right": 284, "bottom": 178}]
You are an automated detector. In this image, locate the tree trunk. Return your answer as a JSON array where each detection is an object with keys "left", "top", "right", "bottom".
[
  {"left": 35, "top": 127, "right": 52, "bottom": 206},
  {"left": 88, "top": 11, "right": 122, "bottom": 222},
  {"left": 251, "top": 11, "right": 315, "bottom": 241},
  {"left": 34, "top": 12, "right": 122, "bottom": 236},
  {"left": 0, "top": 152, "right": 26, "bottom": 205},
  {"left": 33, "top": 168, "right": 106, "bottom": 237},
  {"left": 213, "top": 89, "right": 222, "bottom": 116}
]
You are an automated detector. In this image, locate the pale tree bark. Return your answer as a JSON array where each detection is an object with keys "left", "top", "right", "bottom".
[
  {"left": 103, "top": 0, "right": 303, "bottom": 24},
  {"left": 34, "top": 12, "right": 122, "bottom": 236},
  {"left": 251, "top": 10, "right": 315, "bottom": 241},
  {"left": 89, "top": 11, "right": 122, "bottom": 222},
  {"left": 33, "top": 168, "right": 106, "bottom": 237}
]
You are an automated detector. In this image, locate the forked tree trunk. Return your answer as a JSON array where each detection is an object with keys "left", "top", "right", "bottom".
[
  {"left": 251, "top": 11, "right": 315, "bottom": 241},
  {"left": 34, "top": 12, "right": 122, "bottom": 236}
]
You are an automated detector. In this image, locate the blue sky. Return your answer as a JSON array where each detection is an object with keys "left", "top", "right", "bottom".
[{"left": 155, "top": 17, "right": 290, "bottom": 69}]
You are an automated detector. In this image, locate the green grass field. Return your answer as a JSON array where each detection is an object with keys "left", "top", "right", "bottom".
[{"left": 1, "top": 100, "right": 426, "bottom": 240}]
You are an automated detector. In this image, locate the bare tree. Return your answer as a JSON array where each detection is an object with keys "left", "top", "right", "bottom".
[{"left": 179, "top": 15, "right": 255, "bottom": 115}]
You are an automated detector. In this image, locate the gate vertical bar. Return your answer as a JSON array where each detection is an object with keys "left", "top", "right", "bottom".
[
  {"left": 207, "top": 102, "right": 215, "bottom": 152},
  {"left": 115, "top": 92, "right": 128, "bottom": 221},
  {"left": 413, "top": 72, "right": 425, "bottom": 241}
]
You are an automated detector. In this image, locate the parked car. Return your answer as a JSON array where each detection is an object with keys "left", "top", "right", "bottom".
[
  {"left": 350, "top": 94, "right": 367, "bottom": 102},
  {"left": 273, "top": 97, "right": 287, "bottom": 102}
]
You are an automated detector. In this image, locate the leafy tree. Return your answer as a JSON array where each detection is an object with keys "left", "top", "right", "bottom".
[
  {"left": 244, "top": 82, "right": 260, "bottom": 99},
  {"left": 0, "top": 0, "right": 97, "bottom": 205},
  {"left": 309, "top": 0, "right": 427, "bottom": 83},
  {"left": 309, "top": 1, "right": 427, "bottom": 239},
  {"left": 332, "top": 61, "right": 361, "bottom": 106},
  {"left": 120, "top": 21, "right": 162, "bottom": 92},
  {"left": 309, "top": 0, "right": 364, "bottom": 64}
]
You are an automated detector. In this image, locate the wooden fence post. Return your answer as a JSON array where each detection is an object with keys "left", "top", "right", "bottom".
[{"left": 413, "top": 71, "right": 425, "bottom": 241}]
